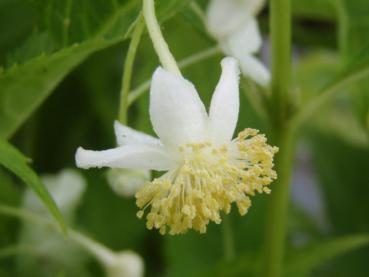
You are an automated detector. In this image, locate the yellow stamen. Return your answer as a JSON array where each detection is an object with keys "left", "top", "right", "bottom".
[{"left": 135, "top": 128, "right": 278, "bottom": 235}]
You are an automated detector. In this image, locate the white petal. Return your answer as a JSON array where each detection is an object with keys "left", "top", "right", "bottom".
[
  {"left": 206, "top": 0, "right": 265, "bottom": 39},
  {"left": 209, "top": 57, "right": 240, "bottom": 145},
  {"left": 24, "top": 169, "right": 86, "bottom": 217},
  {"left": 221, "top": 18, "right": 262, "bottom": 56},
  {"left": 149, "top": 67, "right": 208, "bottom": 148},
  {"left": 239, "top": 54, "right": 270, "bottom": 86},
  {"left": 207, "top": 0, "right": 249, "bottom": 38},
  {"left": 75, "top": 144, "right": 173, "bottom": 171},
  {"left": 114, "top": 121, "right": 161, "bottom": 146}
]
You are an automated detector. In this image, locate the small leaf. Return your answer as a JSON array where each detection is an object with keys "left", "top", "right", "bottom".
[
  {"left": 0, "top": 140, "right": 66, "bottom": 234},
  {"left": 284, "top": 234, "right": 369, "bottom": 276}
]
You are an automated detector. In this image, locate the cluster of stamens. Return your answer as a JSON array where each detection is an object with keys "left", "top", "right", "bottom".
[{"left": 135, "top": 128, "right": 278, "bottom": 235}]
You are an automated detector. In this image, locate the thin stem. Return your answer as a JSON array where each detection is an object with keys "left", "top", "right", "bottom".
[
  {"left": 222, "top": 215, "right": 235, "bottom": 261},
  {"left": 261, "top": 0, "right": 293, "bottom": 276},
  {"left": 128, "top": 46, "right": 221, "bottom": 105},
  {"left": 70, "top": 230, "right": 116, "bottom": 267},
  {"left": 178, "top": 46, "right": 221, "bottom": 68},
  {"left": 143, "top": 0, "right": 181, "bottom": 75},
  {"left": 0, "top": 204, "right": 116, "bottom": 268},
  {"left": 190, "top": 2, "right": 207, "bottom": 25},
  {"left": 118, "top": 15, "right": 145, "bottom": 124}
]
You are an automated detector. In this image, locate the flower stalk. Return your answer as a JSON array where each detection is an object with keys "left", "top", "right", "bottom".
[
  {"left": 261, "top": 0, "right": 293, "bottom": 276},
  {"left": 143, "top": 0, "right": 181, "bottom": 75},
  {"left": 269, "top": 0, "right": 291, "bottom": 126},
  {"left": 118, "top": 15, "right": 145, "bottom": 124}
]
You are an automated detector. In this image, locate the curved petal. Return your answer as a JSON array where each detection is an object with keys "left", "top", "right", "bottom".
[
  {"left": 75, "top": 144, "right": 174, "bottom": 171},
  {"left": 209, "top": 57, "right": 240, "bottom": 145},
  {"left": 149, "top": 67, "right": 208, "bottom": 149},
  {"left": 206, "top": 0, "right": 249, "bottom": 38},
  {"left": 239, "top": 54, "right": 270, "bottom": 87},
  {"left": 221, "top": 18, "right": 262, "bottom": 56},
  {"left": 114, "top": 121, "right": 161, "bottom": 146},
  {"left": 206, "top": 0, "right": 265, "bottom": 39}
]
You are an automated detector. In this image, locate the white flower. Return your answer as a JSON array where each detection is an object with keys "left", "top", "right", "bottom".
[
  {"left": 107, "top": 168, "right": 150, "bottom": 197},
  {"left": 76, "top": 57, "right": 277, "bottom": 235},
  {"left": 72, "top": 231, "right": 144, "bottom": 277},
  {"left": 104, "top": 122, "right": 152, "bottom": 198},
  {"left": 105, "top": 251, "right": 144, "bottom": 277},
  {"left": 24, "top": 169, "right": 86, "bottom": 220},
  {"left": 206, "top": 0, "right": 270, "bottom": 86},
  {"left": 18, "top": 169, "right": 88, "bottom": 276}
]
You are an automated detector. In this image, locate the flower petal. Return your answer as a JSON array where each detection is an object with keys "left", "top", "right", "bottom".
[
  {"left": 221, "top": 18, "right": 262, "bottom": 56},
  {"left": 207, "top": 0, "right": 249, "bottom": 38},
  {"left": 239, "top": 54, "right": 270, "bottom": 86},
  {"left": 114, "top": 121, "right": 161, "bottom": 146},
  {"left": 206, "top": 0, "right": 265, "bottom": 39},
  {"left": 209, "top": 57, "right": 240, "bottom": 145},
  {"left": 149, "top": 67, "right": 208, "bottom": 148},
  {"left": 75, "top": 144, "right": 173, "bottom": 171}
]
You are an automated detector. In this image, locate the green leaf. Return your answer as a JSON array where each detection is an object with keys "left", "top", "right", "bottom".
[
  {"left": 0, "top": 140, "right": 66, "bottom": 234},
  {"left": 284, "top": 234, "right": 369, "bottom": 276},
  {"left": 309, "top": 131, "right": 369, "bottom": 275},
  {"left": 0, "top": 0, "right": 192, "bottom": 138},
  {"left": 337, "top": 0, "right": 369, "bottom": 130},
  {"left": 292, "top": 0, "right": 336, "bottom": 21},
  {"left": 292, "top": 45, "right": 369, "bottom": 128}
]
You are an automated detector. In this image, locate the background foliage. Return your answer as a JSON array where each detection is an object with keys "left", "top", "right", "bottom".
[{"left": 0, "top": 0, "right": 368, "bottom": 276}]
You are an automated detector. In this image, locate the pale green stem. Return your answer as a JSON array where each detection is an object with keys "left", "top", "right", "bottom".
[
  {"left": 128, "top": 46, "right": 221, "bottom": 105},
  {"left": 143, "top": 0, "right": 181, "bottom": 75},
  {"left": 190, "top": 2, "right": 207, "bottom": 25},
  {"left": 70, "top": 230, "right": 116, "bottom": 267},
  {"left": 261, "top": 0, "right": 293, "bottom": 276},
  {"left": 222, "top": 215, "right": 235, "bottom": 261},
  {"left": 0, "top": 204, "right": 116, "bottom": 270},
  {"left": 0, "top": 244, "right": 36, "bottom": 259},
  {"left": 118, "top": 15, "right": 145, "bottom": 124}
]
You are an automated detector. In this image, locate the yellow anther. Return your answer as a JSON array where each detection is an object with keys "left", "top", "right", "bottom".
[{"left": 135, "top": 128, "right": 278, "bottom": 235}]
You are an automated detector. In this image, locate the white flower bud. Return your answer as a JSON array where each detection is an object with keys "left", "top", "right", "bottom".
[
  {"left": 107, "top": 168, "right": 150, "bottom": 197},
  {"left": 105, "top": 251, "right": 144, "bottom": 277}
]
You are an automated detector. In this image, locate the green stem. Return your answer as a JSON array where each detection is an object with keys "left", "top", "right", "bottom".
[
  {"left": 143, "top": 0, "right": 181, "bottom": 75},
  {"left": 118, "top": 15, "right": 145, "bottom": 124},
  {"left": 261, "top": 128, "right": 294, "bottom": 277},
  {"left": 269, "top": 0, "right": 291, "bottom": 125},
  {"left": 127, "top": 46, "right": 221, "bottom": 105},
  {"left": 190, "top": 2, "right": 207, "bottom": 25},
  {"left": 222, "top": 215, "right": 235, "bottom": 261},
  {"left": 261, "top": 0, "right": 293, "bottom": 276}
]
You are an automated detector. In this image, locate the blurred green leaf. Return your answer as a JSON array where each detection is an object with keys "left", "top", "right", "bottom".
[
  {"left": 197, "top": 253, "right": 257, "bottom": 277},
  {"left": 0, "top": 140, "right": 66, "bottom": 234},
  {"left": 0, "top": 0, "right": 192, "bottom": 139},
  {"left": 337, "top": 0, "right": 369, "bottom": 131},
  {"left": 293, "top": 45, "right": 369, "bottom": 128},
  {"left": 292, "top": 0, "right": 336, "bottom": 21},
  {"left": 309, "top": 131, "right": 369, "bottom": 275},
  {"left": 284, "top": 234, "right": 369, "bottom": 276},
  {"left": 310, "top": 104, "right": 368, "bottom": 148}
]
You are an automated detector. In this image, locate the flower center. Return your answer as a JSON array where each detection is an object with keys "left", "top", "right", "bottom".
[{"left": 135, "top": 128, "right": 278, "bottom": 235}]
